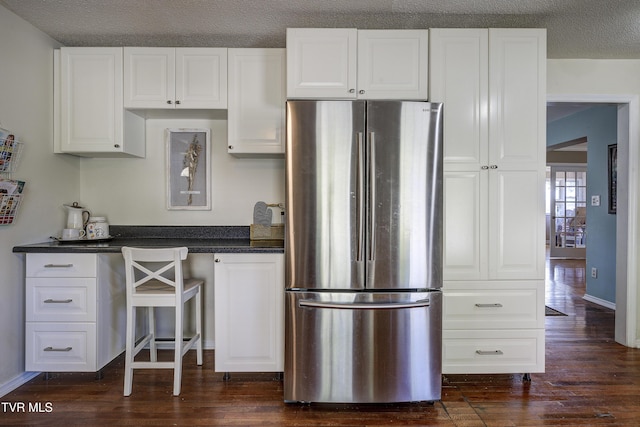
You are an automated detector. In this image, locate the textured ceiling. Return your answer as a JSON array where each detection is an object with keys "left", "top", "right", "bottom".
[{"left": 2, "top": 0, "right": 640, "bottom": 59}]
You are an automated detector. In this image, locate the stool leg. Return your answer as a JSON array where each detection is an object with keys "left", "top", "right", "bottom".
[
  {"left": 123, "top": 306, "right": 135, "bottom": 396},
  {"left": 196, "top": 288, "right": 203, "bottom": 366},
  {"left": 149, "top": 306, "right": 157, "bottom": 362},
  {"left": 173, "top": 303, "right": 184, "bottom": 396}
]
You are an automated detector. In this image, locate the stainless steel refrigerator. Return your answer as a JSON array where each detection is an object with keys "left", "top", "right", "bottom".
[{"left": 284, "top": 100, "right": 443, "bottom": 404}]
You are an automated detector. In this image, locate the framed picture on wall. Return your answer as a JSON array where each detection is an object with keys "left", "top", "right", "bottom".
[
  {"left": 166, "top": 128, "right": 211, "bottom": 210},
  {"left": 608, "top": 143, "right": 617, "bottom": 214}
]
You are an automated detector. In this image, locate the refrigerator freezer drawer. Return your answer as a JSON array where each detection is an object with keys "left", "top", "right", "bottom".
[{"left": 284, "top": 290, "right": 442, "bottom": 403}]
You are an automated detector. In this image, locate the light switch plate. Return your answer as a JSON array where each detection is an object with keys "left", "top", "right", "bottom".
[{"left": 591, "top": 195, "right": 601, "bottom": 206}]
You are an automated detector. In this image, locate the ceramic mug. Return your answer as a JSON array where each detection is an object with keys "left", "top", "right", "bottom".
[{"left": 61, "top": 228, "right": 85, "bottom": 240}]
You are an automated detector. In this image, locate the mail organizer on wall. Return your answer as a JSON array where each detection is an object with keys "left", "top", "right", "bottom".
[{"left": 0, "top": 127, "right": 25, "bottom": 225}]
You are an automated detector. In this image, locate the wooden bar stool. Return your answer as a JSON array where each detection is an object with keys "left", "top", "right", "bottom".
[{"left": 121, "top": 246, "right": 203, "bottom": 396}]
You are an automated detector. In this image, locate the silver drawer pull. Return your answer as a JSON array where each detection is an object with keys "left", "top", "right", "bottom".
[
  {"left": 44, "top": 299, "right": 73, "bottom": 304},
  {"left": 44, "top": 264, "right": 74, "bottom": 268},
  {"left": 476, "top": 350, "right": 504, "bottom": 356},
  {"left": 475, "top": 303, "right": 503, "bottom": 308},
  {"left": 44, "top": 346, "right": 72, "bottom": 352}
]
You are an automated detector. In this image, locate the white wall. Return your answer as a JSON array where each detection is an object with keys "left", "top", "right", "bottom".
[
  {"left": 79, "top": 116, "right": 285, "bottom": 225},
  {"left": 0, "top": 6, "right": 71, "bottom": 392},
  {"left": 548, "top": 59, "right": 640, "bottom": 348}
]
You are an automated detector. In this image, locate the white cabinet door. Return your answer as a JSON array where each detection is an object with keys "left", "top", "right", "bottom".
[
  {"left": 57, "top": 48, "right": 145, "bottom": 157},
  {"left": 489, "top": 169, "right": 546, "bottom": 280},
  {"left": 227, "top": 49, "right": 285, "bottom": 156},
  {"left": 443, "top": 170, "right": 488, "bottom": 281},
  {"left": 489, "top": 29, "right": 546, "bottom": 171},
  {"left": 214, "top": 253, "right": 284, "bottom": 372},
  {"left": 123, "top": 47, "right": 175, "bottom": 108},
  {"left": 430, "top": 29, "right": 488, "bottom": 170},
  {"left": 176, "top": 48, "right": 227, "bottom": 109},
  {"left": 357, "top": 30, "right": 429, "bottom": 100},
  {"left": 124, "top": 47, "right": 227, "bottom": 109},
  {"left": 60, "top": 47, "right": 121, "bottom": 153},
  {"left": 286, "top": 28, "right": 357, "bottom": 99}
]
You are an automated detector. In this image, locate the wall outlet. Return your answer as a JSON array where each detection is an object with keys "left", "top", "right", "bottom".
[
  {"left": 591, "top": 195, "right": 601, "bottom": 206},
  {"left": 591, "top": 267, "right": 598, "bottom": 278}
]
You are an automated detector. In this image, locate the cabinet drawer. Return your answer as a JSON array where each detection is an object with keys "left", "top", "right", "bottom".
[
  {"left": 443, "top": 287, "right": 543, "bottom": 329},
  {"left": 25, "top": 322, "right": 97, "bottom": 372},
  {"left": 442, "top": 329, "right": 544, "bottom": 374},
  {"left": 26, "top": 278, "right": 97, "bottom": 322},
  {"left": 26, "top": 253, "right": 97, "bottom": 278}
]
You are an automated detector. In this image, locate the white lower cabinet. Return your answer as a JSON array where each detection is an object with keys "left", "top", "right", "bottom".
[
  {"left": 213, "top": 253, "right": 284, "bottom": 373},
  {"left": 25, "top": 253, "right": 126, "bottom": 372},
  {"left": 442, "top": 281, "right": 545, "bottom": 374}
]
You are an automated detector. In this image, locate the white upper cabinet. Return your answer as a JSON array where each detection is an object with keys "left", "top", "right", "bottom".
[
  {"left": 287, "top": 28, "right": 428, "bottom": 99},
  {"left": 56, "top": 47, "right": 145, "bottom": 157},
  {"left": 287, "top": 28, "right": 357, "bottom": 99},
  {"left": 124, "top": 47, "right": 228, "bottom": 109},
  {"left": 227, "top": 48, "right": 286, "bottom": 156}
]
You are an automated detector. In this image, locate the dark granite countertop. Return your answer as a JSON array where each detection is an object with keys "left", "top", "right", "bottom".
[{"left": 12, "top": 226, "right": 284, "bottom": 254}]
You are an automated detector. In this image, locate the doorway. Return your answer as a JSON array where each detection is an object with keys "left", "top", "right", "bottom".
[
  {"left": 549, "top": 166, "right": 587, "bottom": 258},
  {"left": 547, "top": 94, "right": 637, "bottom": 348}
]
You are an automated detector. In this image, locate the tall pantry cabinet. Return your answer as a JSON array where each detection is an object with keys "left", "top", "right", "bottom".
[{"left": 429, "top": 29, "right": 547, "bottom": 375}]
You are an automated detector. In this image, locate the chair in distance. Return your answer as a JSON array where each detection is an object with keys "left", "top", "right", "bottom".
[{"left": 121, "top": 246, "right": 203, "bottom": 396}]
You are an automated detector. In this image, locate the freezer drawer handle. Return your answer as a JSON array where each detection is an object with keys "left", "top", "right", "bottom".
[
  {"left": 475, "top": 303, "right": 503, "bottom": 308},
  {"left": 44, "top": 299, "right": 73, "bottom": 304},
  {"left": 43, "top": 346, "right": 73, "bottom": 352},
  {"left": 475, "top": 350, "right": 504, "bottom": 356},
  {"left": 299, "top": 299, "right": 430, "bottom": 310},
  {"left": 44, "top": 264, "right": 74, "bottom": 268}
]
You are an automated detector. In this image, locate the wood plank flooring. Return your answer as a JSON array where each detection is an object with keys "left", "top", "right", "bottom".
[{"left": 3, "top": 257, "right": 639, "bottom": 426}]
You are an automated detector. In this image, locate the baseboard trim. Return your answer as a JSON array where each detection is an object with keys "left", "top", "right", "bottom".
[
  {"left": 583, "top": 294, "right": 616, "bottom": 310},
  {"left": 0, "top": 371, "right": 40, "bottom": 398}
]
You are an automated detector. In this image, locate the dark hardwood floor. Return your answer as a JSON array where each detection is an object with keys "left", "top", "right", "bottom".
[{"left": 3, "top": 256, "right": 639, "bottom": 426}]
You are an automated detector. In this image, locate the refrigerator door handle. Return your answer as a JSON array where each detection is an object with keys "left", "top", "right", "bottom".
[
  {"left": 368, "top": 131, "right": 376, "bottom": 262},
  {"left": 357, "top": 132, "right": 365, "bottom": 262},
  {"left": 299, "top": 299, "right": 430, "bottom": 310}
]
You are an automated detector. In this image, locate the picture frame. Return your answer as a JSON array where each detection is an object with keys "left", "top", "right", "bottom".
[
  {"left": 608, "top": 143, "right": 617, "bottom": 214},
  {"left": 166, "top": 128, "right": 211, "bottom": 210}
]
